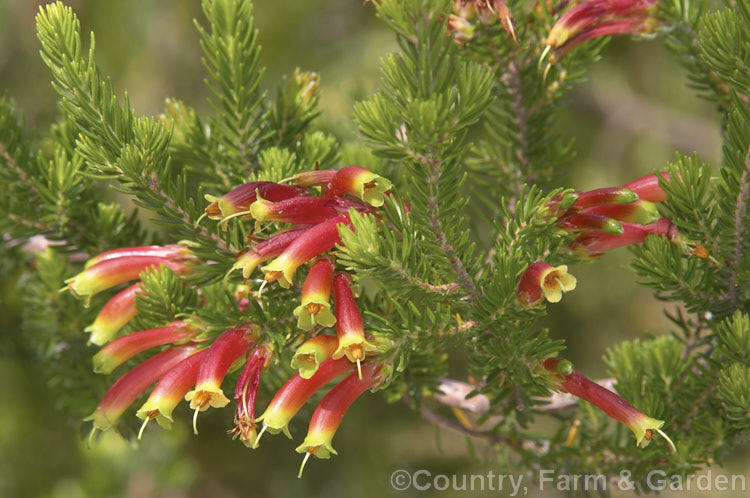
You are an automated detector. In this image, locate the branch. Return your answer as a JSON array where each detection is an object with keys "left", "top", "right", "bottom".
[{"left": 728, "top": 147, "right": 750, "bottom": 307}]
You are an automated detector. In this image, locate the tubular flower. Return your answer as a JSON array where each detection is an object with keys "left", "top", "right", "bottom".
[
  {"left": 290, "top": 335, "right": 340, "bottom": 379},
  {"left": 256, "top": 358, "right": 354, "bottom": 442},
  {"left": 290, "top": 169, "right": 337, "bottom": 188},
  {"left": 262, "top": 214, "right": 353, "bottom": 288},
  {"left": 545, "top": 0, "right": 658, "bottom": 63},
  {"left": 549, "top": 17, "right": 658, "bottom": 63},
  {"left": 136, "top": 349, "right": 208, "bottom": 436},
  {"left": 295, "top": 362, "right": 382, "bottom": 476},
  {"left": 331, "top": 273, "right": 377, "bottom": 378},
  {"left": 558, "top": 211, "right": 624, "bottom": 235},
  {"left": 84, "top": 283, "right": 144, "bottom": 345},
  {"left": 231, "top": 345, "right": 273, "bottom": 448},
  {"left": 93, "top": 320, "right": 202, "bottom": 374},
  {"left": 570, "top": 187, "right": 638, "bottom": 209},
  {"left": 293, "top": 259, "right": 337, "bottom": 331},
  {"left": 516, "top": 262, "right": 577, "bottom": 306},
  {"left": 622, "top": 171, "right": 671, "bottom": 203},
  {"left": 543, "top": 358, "right": 675, "bottom": 451},
  {"left": 326, "top": 166, "right": 392, "bottom": 207},
  {"left": 85, "top": 345, "right": 198, "bottom": 437},
  {"left": 579, "top": 200, "right": 660, "bottom": 225},
  {"left": 572, "top": 218, "right": 679, "bottom": 256},
  {"left": 203, "top": 181, "right": 305, "bottom": 221},
  {"left": 84, "top": 244, "right": 193, "bottom": 269},
  {"left": 250, "top": 196, "right": 339, "bottom": 226},
  {"left": 232, "top": 228, "right": 308, "bottom": 279},
  {"left": 185, "top": 324, "right": 258, "bottom": 434},
  {"left": 65, "top": 255, "right": 194, "bottom": 300}
]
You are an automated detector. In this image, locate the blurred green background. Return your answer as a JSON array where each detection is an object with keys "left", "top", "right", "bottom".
[{"left": 0, "top": 1, "right": 737, "bottom": 497}]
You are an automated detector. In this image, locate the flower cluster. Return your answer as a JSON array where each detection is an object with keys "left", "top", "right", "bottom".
[
  {"left": 542, "top": 358, "right": 675, "bottom": 451},
  {"left": 544, "top": 0, "right": 659, "bottom": 63},
  {"left": 551, "top": 172, "right": 680, "bottom": 257},
  {"left": 66, "top": 165, "right": 393, "bottom": 475}
]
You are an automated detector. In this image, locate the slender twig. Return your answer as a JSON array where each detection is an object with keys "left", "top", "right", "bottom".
[{"left": 727, "top": 147, "right": 750, "bottom": 307}]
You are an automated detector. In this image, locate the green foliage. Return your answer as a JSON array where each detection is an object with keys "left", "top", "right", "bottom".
[{"left": 1, "top": 0, "right": 749, "bottom": 491}]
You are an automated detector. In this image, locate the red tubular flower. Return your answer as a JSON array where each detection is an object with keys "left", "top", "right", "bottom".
[
  {"left": 262, "top": 214, "right": 353, "bottom": 288},
  {"left": 85, "top": 345, "right": 198, "bottom": 438},
  {"left": 543, "top": 358, "right": 675, "bottom": 451},
  {"left": 570, "top": 187, "right": 638, "bottom": 209},
  {"left": 231, "top": 345, "right": 273, "bottom": 448},
  {"left": 204, "top": 181, "right": 305, "bottom": 221},
  {"left": 572, "top": 218, "right": 678, "bottom": 256},
  {"left": 291, "top": 335, "right": 340, "bottom": 378},
  {"left": 92, "top": 320, "right": 202, "bottom": 375},
  {"left": 291, "top": 169, "right": 337, "bottom": 188},
  {"left": 84, "top": 245, "right": 193, "bottom": 269},
  {"left": 579, "top": 200, "right": 660, "bottom": 225},
  {"left": 136, "top": 349, "right": 208, "bottom": 436},
  {"left": 65, "top": 256, "right": 194, "bottom": 300},
  {"left": 293, "top": 260, "right": 337, "bottom": 331},
  {"left": 184, "top": 324, "right": 257, "bottom": 434},
  {"left": 295, "top": 362, "right": 381, "bottom": 477},
  {"left": 622, "top": 172, "right": 671, "bottom": 203},
  {"left": 326, "top": 166, "right": 392, "bottom": 207},
  {"left": 331, "top": 273, "right": 377, "bottom": 378},
  {"left": 516, "top": 262, "right": 577, "bottom": 306},
  {"left": 547, "top": 0, "right": 655, "bottom": 47},
  {"left": 550, "top": 17, "right": 657, "bottom": 63},
  {"left": 84, "top": 283, "right": 144, "bottom": 346},
  {"left": 558, "top": 212, "right": 624, "bottom": 235},
  {"left": 250, "top": 196, "right": 339, "bottom": 225},
  {"left": 232, "top": 228, "right": 308, "bottom": 279},
  {"left": 255, "top": 358, "right": 354, "bottom": 443}
]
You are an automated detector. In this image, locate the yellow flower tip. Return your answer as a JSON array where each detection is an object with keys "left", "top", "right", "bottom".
[
  {"left": 360, "top": 175, "right": 392, "bottom": 207},
  {"left": 290, "top": 352, "right": 319, "bottom": 379},
  {"left": 184, "top": 387, "right": 230, "bottom": 411},
  {"left": 540, "top": 265, "right": 576, "bottom": 303},
  {"left": 630, "top": 415, "right": 668, "bottom": 449},
  {"left": 249, "top": 198, "right": 272, "bottom": 221},
  {"left": 292, "top": 300, "right": 337, "bottom": 331}
]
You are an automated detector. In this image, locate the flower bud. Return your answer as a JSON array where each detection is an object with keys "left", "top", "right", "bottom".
[
  {"left": 250, "top": 196, "right": 339, "bottom": 225},
  {"left": 579, "top": 200, "right": 660, "bottom": 225},
  {"left": 558, "top": 212, "right": 624, "bottom": 235},
  {"left": 572, "top": 218, "right": 678, "bottom": 256},
  {"left": 204, "top": 182, "right": 305, "bottom": 221}
]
